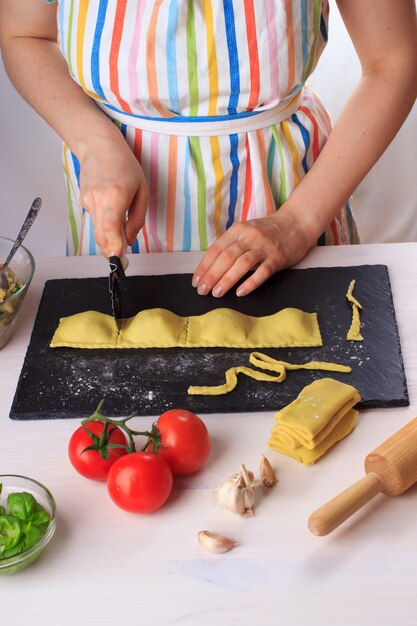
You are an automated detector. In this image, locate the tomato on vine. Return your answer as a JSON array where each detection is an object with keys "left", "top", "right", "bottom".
[
  {"left": 68, "top": 421, "right": 128, "bottom": 481},
  {"left": 68, "top": 402, "right": 210, "bottom": 516},
  {"left": 68, "top": 401, "right": 133, "bottom": 481},
  {"left": 107, "top": 452, "right": 173, "bottom": 513},
  {"left": 145, "top": 409, "right": 211, "bottom": 475}
]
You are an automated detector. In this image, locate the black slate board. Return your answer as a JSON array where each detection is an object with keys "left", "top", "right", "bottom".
[{"left": 9, "top": 265, "right": 408, "bottom": 420}]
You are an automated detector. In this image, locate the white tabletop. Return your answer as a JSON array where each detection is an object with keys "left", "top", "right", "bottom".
[{"left": 1, "top": 243, "right": 417, "bottom": 626}]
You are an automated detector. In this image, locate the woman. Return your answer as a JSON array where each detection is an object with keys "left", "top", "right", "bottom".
[{"left": 0, "top": 1, "right": 415, "bottom": 297}]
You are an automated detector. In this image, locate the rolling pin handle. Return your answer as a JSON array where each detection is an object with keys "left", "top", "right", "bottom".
[{"left": 308, "top": 472, "right": 384, "bottom": 536}]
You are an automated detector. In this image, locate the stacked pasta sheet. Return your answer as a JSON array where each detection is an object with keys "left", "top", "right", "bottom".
[{"left": 268, "top": 378, "right": 361, "bottom": 464}]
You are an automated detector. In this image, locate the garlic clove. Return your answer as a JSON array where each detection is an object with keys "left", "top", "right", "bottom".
[
  {"left": 260, "top": 454, "right": 278, "bottom": 488},
  {"left": 213, "top": 477, "right": 235, "bottom": 506},
  {"left": 227, "top": 484, "right": 246, "bottom": 515},
  {"left": 231, "top": 469, "right": 256, "bottom": 485},
  {"left": 198, "top": 530, "right": 239, "bottom": 554},
  {"left": 242, "top": 486, "right": 255, "bottom": 515},
  {"left": 239, "top": 464, "right": 253, "bottom": 488}
]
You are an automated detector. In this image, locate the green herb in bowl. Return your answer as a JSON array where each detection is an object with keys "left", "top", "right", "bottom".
[{"left": 0, "top": 476, "right": 56, "bottom": 575}]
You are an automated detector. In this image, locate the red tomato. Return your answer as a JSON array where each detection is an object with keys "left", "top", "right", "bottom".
[
  {"left": 68, "top": 420, "right": 128, "bottom": 481},
  {"left": 150, "top": 409, "right": 211, "bottom": 475},
  {"left": 107, "top": 452, "right": 173, "bottom": 513}
]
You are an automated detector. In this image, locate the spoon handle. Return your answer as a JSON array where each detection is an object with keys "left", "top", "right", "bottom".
[{"left": 3, "top": 197, "right": 42, "bottom": 270}]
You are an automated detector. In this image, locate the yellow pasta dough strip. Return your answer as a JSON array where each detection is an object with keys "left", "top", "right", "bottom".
[
  {"left": 187, "top": 351, "right": 351, "bottom": 396},
  {"left": 346, "top": 279, "right": 364, "bottom": 341},
  {"left": 188, "top": 365, "right": 284, "bottom": 396},
  {"left": 50, "top": 307, "right": 322, "bottom": 349}
]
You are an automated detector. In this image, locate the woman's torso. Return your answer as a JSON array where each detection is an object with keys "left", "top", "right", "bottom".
[
  {"left": 57, "top": 0, "right": 329, "bottom": 118},
  {"left": 57, "top": 1, "right": 358, "bottom": 255}
]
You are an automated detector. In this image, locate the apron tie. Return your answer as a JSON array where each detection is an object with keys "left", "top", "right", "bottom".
[{"left": 95, "top": 89, "right": 303, "bottom": 136}]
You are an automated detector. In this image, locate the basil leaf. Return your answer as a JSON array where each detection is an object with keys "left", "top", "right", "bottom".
[
  {"left": 7, "top": 492, "right": 36, "bottom": 521},
  {"left": 2, "top": 537, "right": 27, "bottom": 559},
  {"left": 0, "top": 515, "right": 22, "bottom": 552},
  {"left": 0, "top": 491, "right": 51, "bottom": 560},
  {"left": 30, "top": 509, "right": 50, "bottom": 528},
  {"left": 22, "top": 524, "right": 42, "bottom": 550}
]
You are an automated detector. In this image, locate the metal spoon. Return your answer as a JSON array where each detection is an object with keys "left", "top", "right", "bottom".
[{"left": 0, "top": 197, "right": 42, "bottom": 289}]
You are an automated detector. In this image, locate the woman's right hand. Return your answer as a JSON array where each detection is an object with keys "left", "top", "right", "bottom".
[{"left": 78, "top": 129, "right": 149, "bottom": 259}]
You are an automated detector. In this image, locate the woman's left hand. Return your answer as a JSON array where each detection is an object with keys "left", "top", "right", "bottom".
[{"left": 192, "top": 211, "right": 317, "bottom": 298}]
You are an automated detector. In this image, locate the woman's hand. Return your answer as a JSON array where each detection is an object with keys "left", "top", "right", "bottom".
[
  {"left": 78, "top": 131, "right": 149, "bottom": 259},
  {"left": 192, "top": 210, "right": 317, "bottom": 298}
]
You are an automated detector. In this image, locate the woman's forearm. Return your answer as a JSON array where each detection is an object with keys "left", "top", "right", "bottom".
[
  {"left": 1, "top": 30, "right": 148, "bottom": 257},
  {"left": 279, "top": 0, "right": 417, "bottom": 242},
  {"left": 279, "top": 63, "right": 417, "bottom": 241},
  {"left": 0, "top": 0, "right": 150, "bottom": 257},
  {"left": 1, "top": 36, "right": 122, "bottom": 158}
]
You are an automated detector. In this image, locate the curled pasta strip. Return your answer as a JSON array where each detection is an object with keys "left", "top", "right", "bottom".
[{"left": 187, "top": 352, "right": 351, "bottom": 396}]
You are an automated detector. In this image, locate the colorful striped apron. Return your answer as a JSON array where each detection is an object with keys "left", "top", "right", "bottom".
[{"left": 57, "top": 0, "right": 359, "bottom": 256}]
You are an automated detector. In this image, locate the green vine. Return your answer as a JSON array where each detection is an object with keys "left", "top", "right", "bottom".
[{"left": 81, "top": 400, "right": 165, "bottom": 458}]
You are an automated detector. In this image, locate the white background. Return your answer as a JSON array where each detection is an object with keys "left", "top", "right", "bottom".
[{"left": 0, "top": 2, "right": 416, "bottom": 258}]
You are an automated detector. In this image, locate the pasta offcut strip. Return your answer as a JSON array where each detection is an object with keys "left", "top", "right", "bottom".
[
  {"left": 346, "top": 280, "right": 364, "bottom": 341},
  {"left": 188, "top": 351, "right": 351, "bottom": 396}
]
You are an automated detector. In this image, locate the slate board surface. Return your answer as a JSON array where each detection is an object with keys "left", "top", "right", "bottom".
[{"left": 10, "top": 265, "right": 408, "bottom": 420}]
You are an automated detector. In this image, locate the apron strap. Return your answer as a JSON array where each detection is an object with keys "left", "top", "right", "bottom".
[{"left": 95, "top": 90, "right": 303, "bottom": 137}]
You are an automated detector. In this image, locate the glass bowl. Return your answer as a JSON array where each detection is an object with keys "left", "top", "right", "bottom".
[
  {"left": 0, "top": 236, "right": 35, "bottom": 349},
  {"left": 0, "top": 475, "right": 56, "bottom": 575}
]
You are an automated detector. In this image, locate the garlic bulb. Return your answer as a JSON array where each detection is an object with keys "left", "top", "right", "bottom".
[
  {"left": 214, "top": 464, "right": 256, "bottom": 516},
  {"left": 198, "top": 530, "right": 239, "bottom": 554}
]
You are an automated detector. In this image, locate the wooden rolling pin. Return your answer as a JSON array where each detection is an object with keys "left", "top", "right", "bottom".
[{"left": 308, "top": 416, "right": 417, "bottom": 536}]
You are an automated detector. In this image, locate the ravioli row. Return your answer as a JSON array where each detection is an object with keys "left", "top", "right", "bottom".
[{"left": 50, "top": 307, "right": 322, "bottom": 349}]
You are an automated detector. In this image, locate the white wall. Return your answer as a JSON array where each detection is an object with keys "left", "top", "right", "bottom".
[
  {"left": 0, "top": 2, "right": 416, "bottom": 257},
  {"left": 0, "top": 64, "right": 67, "bottom": 257}
]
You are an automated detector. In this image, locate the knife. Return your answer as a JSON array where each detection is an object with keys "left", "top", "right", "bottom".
[{"left": 109, "top": 256, "right": 126, "bottom": 332}]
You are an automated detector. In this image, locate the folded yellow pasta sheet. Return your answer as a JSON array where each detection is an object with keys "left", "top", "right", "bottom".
[
  {"left": 268, "top": 378, "right": 361, "bottom": 465},
  {"left": 50, "top": 307, "right": 322, "bottom": 349}
]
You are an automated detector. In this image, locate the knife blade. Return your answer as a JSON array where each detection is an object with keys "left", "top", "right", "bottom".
[{"left": 109, "top": 256, "right": 125, "bottom": 332}]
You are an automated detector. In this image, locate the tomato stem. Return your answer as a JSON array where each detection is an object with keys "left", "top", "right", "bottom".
[{"left": 81, "top": 400, "right": 159, "bottom": 455}]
